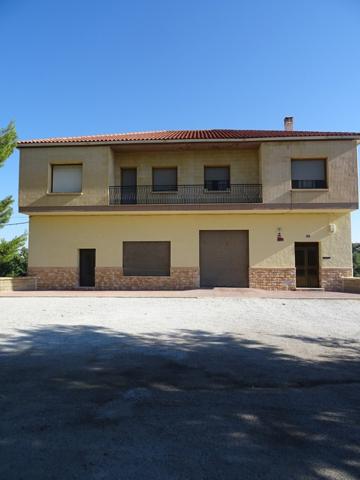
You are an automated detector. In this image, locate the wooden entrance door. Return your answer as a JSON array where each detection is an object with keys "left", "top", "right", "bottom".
[{"left": 295, "top": 243, "right": 319, "bottom": 288}]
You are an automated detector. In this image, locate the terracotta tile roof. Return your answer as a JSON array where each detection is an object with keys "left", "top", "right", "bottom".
[{"left": 17, "top": 129, "right": 360, "bottom": 146}]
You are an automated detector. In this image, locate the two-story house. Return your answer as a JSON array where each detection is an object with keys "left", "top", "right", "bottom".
[{"left": 18, "top": 118, "right": 359, "bottom": 291}]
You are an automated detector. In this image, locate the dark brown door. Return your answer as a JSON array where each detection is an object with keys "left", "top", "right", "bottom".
[
  {"left": 200, "top": 230, "right": 249, "bottom": 287},
  {"left": 295, "top": 243, "right": 319, "bottom": 288},
  {"left": 121, "top": 168, "right": 137, "bottom": 204},
  {"left": 79, "top": 249, "right": 96, "bottom": 287}
]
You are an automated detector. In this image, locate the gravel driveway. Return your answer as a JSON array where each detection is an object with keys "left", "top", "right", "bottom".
[{"left": 0, "top": 298, "right": 360, "bottom": 480}]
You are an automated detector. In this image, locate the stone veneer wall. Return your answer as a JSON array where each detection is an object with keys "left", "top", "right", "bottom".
[
  {"left": 343, "top": 277, "right": 360, "bottom": 294},
  {"left": 0, "top": 276, "right": 37, "bottom": 291},
  {"left": 29, "top": 266, "right": 353, "bottom": 291},
  {"left": 96, "top": 267, "right": 199, "bottom": 290},
  {"left": 249, "top": 268, "right": 296, "bottom": 290},
  {"left": 250, "top": 267, "right": 352, "bottom": 291},
  {"left": 320, "top": 268, "right": 353, "bottom": 292},
  {"left": 28, "top": 267, "right": 199, "bottom": 290},
  {"left": 28, "top": 267, "right": 78, "bottom": 290}
]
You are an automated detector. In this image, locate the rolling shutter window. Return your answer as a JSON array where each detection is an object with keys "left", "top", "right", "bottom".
[
  {"left": 52, "top": 165, "right": 82, "bottom": 193},
  {"left": 123, "top": 241, "right": 170, "bottom": 276},
  {"left": 291, "top": 160, "right": 326, "bottom": 189},
  {"left": 152, "top": 168, "right": 177, "bottom": 191}
]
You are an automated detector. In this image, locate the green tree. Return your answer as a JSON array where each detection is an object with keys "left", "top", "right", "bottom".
[
  {"left": 0, "top": 121, "right": 27, "bottom": 276},
  {"left": 0, "top": 241, "right": 27, "bottom": 276},
  {"left": 353, "top": 243, "right": 360, "bottom": 277},
  {"left": 0, "top": 122, "right": 17, "bottom": 227}
]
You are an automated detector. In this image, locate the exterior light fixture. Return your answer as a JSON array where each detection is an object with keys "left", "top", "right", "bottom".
[
  {"left": 277, "top": 228, "right": 284, "bottom": 242},
  {"left": 329, "top": 224, "right": 336, "bottom": 234}
]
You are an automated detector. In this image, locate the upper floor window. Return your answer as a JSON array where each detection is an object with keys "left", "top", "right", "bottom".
[
  {"left": 51, "top": 164, "right": 82, "bottom": 193},
  {"left": 204, "top": 166, "right": 230, "bottom": 191},
  {"left": 291, "top": 159, "right": 327, "bottom": 189},
  {"left": 152, "top": 167, "right": 177, "bottom": 192}
]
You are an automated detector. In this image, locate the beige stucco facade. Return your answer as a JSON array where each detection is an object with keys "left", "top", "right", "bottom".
[
  {"left": 18, "top": 135, "right": 358, "bottom": 291},
  {"left": 113, "top": 148, "right": 259, "bottom": 186},
  {"left": 260, "top": 140, "right": 358, "bottom": 205},
  {"left": 19, "top": 146, "right": 115, "bottom": 208},
  {"left": 28, "top": 213, "right": 352, "bottom": 269},
  {"left": 19, "top": 139, "right": 358, "bottom": 211}
]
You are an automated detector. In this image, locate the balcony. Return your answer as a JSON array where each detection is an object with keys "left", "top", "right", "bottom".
[{"left": 109, "top": 184, "right": 262, "bottom": 205}]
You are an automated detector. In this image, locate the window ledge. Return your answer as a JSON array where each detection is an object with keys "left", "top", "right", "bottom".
[
  {"left": 151, "top": 190, "right": 178, "bottom": 194},
  {"left": 291, "top": 189, "right": 329, "bottom": 192},
  {"left": 47, "top": 192, "right": 84, "bottom": 196},
  {"left": 204, "top": 189, "right": 231, "bottom": 193}
]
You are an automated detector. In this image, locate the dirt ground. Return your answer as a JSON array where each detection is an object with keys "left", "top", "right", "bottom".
[{"left": 0, "top": 297, "right": 359, "bottom": 480}]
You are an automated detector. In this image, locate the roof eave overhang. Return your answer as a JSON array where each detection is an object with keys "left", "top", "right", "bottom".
[{"left": 17, "top": 136, "right": 360, "bottom": 148}]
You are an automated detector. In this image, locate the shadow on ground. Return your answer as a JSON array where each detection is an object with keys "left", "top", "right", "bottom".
[{"left": 0, "top": 325, "right": 360, "bottom": 480}]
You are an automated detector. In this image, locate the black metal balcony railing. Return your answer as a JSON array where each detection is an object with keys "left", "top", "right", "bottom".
[{"left": 109, "top": 184, "right": 262, "bottom": 205}]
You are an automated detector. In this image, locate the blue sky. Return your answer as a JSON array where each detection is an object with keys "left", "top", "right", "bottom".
[{"left": 1, "top": 0, "right": 359, "bottom": 241}]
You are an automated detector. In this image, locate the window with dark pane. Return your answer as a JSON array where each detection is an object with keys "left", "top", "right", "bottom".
[
  {"left": 152, "top": 168, "right": 177, "bottom": 192},
  {"left": 204, "top": 167, "right": 230, "bottom": 191},
  {"left": 291, "top": 159, "right": 327, "bottom": 189}
]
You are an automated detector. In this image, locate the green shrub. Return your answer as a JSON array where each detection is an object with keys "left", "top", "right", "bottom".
[
  {"left": 0, "top": 238, "right": 27, "bottom": 277},
  {"left": 353, "top": 243, "right": 360, "bottom": 277}
]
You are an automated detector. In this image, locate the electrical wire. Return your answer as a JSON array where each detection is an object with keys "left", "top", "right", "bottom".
[{"left": 1, "top": 221, "right": 29, "bottom": 226}]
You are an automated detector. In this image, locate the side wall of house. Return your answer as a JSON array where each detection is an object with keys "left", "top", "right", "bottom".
[
  {"left": 260, "top": 140, "right": 358, "bottom": 205},
  {"left": 19, "top": 146, "right": 114, "bottom": 208},
  {"left": 28, "top": 212, "right": 352, "bottom": 290}
]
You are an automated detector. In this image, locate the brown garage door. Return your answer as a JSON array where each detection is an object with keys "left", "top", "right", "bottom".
[{"left": 200, "top": 230, "right": 249, "bottom": 287}]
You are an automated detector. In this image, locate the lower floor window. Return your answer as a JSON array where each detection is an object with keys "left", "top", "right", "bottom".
[{"left": 123, "top": 241, "right": 171, "bottom": 276}]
